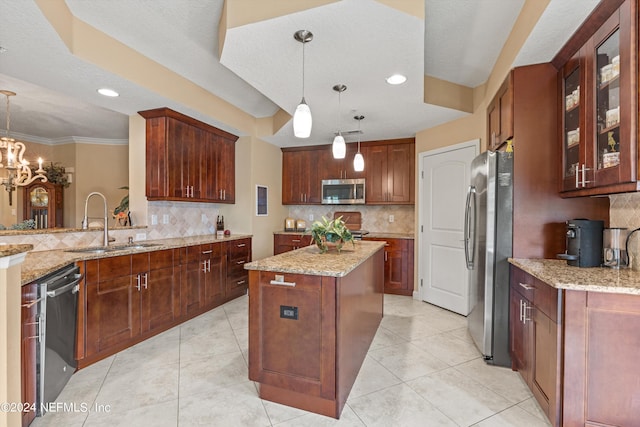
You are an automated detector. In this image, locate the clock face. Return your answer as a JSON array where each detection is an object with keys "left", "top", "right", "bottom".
[{"left": 30, "top": 187, "right": 49, "bottom": 207}]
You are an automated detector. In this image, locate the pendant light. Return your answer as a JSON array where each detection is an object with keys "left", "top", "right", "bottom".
[
  {"left": 332, "top": 84, "right": 347, "bottom": 159},
  {"left": 353, "top": 115, "right": 365, "bottom": 172},
  {"left": 293, "top": 30, "right": 313, "bottom": 138}
]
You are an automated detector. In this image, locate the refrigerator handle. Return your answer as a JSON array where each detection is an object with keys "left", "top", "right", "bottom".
[{"left": 464, "top": 185, "right": 476, "bottom": 269}]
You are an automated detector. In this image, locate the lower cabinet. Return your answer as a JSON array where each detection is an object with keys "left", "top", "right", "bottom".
[
  {"left": 273, "top": 233, "right": 312, "bottom": 255},
  {"left": 78, "top": 238, "right": 251, "bottom": 367},
  {"left": 510, "top": 266, "right": 561, "bottom": 426},
  {"left": 21, "top": 282, "right": 38, "bottom": 427},
  {"left": 363, "top": 237, "right": 414, "bottom": 296}
]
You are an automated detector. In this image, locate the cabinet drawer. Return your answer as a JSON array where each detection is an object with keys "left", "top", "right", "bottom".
[
  {"left": 511, "top": 267, "right": 558, "bottom": 322},
  {"left": 275, "top": 234, "right": 312, "bottom": 246},
  {"left": 364, "top": 237, "right": 407, "bottom": 252},
  {"left": 85, "top": 255, "right": 132, "bottom": 283},
  {"left": 228, "top": 238, "right": 251, "bottom": 259}
]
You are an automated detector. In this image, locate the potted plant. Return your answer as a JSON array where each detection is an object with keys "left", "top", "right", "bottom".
[{"left": 310, "top": 216, "right": 355, "bottom": 253}]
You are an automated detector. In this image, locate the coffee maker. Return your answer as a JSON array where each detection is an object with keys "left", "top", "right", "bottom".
[{"left": 557, "top": 219, "right": 604, "bottom": 267}]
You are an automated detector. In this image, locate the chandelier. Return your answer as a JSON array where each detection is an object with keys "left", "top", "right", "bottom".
[{"left": 0, "top": 90, "right": 47, "bottom": 206}]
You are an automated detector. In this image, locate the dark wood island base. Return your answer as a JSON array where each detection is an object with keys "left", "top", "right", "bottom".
[{"left": 247, "top": 242, "right": 384, "bottom": 418}]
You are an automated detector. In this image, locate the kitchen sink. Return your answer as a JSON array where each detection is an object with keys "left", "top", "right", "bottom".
[{"left": 65, "top": 243, "right": 159, "bottom": 254}]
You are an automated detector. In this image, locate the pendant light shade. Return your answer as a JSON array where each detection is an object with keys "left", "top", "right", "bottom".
[
  {"left": 332, "top": 134, "right": 346, "bottom": 159},
  {"left": 293, "top": 98, "right": 312, "bottom": 138},
  {"left": 293, "top": 30, "right": 313, "bottom": 138},
  {"left": 353, "top": 115, "right": 365, "bottom": 172},
  {"left": 332, "top": 84, "right": 347, "bottom": 159}
]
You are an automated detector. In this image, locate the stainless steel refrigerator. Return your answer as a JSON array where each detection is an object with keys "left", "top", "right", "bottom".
[{"left": 464, "top": 150, "right": 512, "bottom": 367}]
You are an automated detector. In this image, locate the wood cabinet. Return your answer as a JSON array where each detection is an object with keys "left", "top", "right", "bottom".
[
  {"left": 83, "top": 249, "right": 179, "bottom": 360},
  {"left": 22, "top": 181, "right": 63, "bottom": 229},
  {"left": 364, "top": 140, "right": 414, "bottom": 204},
  {"left": 556, "top": 0, "right": 638, "bottom": 196},
  {"left": 487, "top": 75, "right": 514, "bottom": 150},
  {"left": 282, "top": 148, "right": 322, "bottom": 204},
  {"left": 21, "top": 282, "right": 38, "bottom": 427},
  {"left": 563, "top": 289, "right": 640, "bottom": 427},
  {"left": 139, "top": 107, "right": 238, "bottom": 203},
  {"left": 226, "top": 238, "right": 251, "bottom": 298},
  {"left": 282, "top": 138, "right": 414, "bottom": 205},
  {"left": 510, "top": 266, "right": 561, "bottom": 426},
  {"left": 273, "top": 233, "right": 313, "bottom": 255},
  {"left": 363, "top": 237, "right": 413, "bottom": 295}
]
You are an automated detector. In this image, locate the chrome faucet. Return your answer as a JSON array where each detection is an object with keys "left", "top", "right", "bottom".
[{"left": 81, "top": 191, "right": 110, "bottom": 247}]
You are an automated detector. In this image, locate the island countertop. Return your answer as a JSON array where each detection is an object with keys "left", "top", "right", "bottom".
[
  {"left": 245, "top": 240, "right": 385, "bottom": 277},
  {"left": 509, "top": 258, "right": 640, "bottom": 295}
]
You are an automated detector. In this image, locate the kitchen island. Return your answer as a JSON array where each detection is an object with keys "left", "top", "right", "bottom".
[{"left": 245, "top": 240, "right": 385, "bottom": 419}]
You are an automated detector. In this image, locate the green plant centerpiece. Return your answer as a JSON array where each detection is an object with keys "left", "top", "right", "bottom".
[{"left": 310, "top": 216, "right": 355, "bottom": 253}]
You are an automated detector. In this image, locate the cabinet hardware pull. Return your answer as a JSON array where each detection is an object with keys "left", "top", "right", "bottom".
[
  {"left": 237, "top": 280, "right": 246, "bottom": 285},
  {"left": 207, "top": 259, "right": 211, "bottom": 272},
  {"left": 269, "top": 279, "right": 296, "bottom": 287},
  {"left": 143, "top": 273, "right": 148, "bottom": 289},
  {"left": 25, "top": 316, "right": 42, "bottom": 341},
  {"left": 21, "top": 297, "right": 43, "bottom": 308},
  {"left": 236, "top": 260, "right": 245, "bottom": 265},
  {"left": 518, "top": 282, "right": 535, "bottom": 291},
  {"left": 523, "top": 304, "right": 533, "bottom": 324},
  {"left": 202, "top": 260, "right": 208, "bottom": 273},
  {"left": 292, "top": 239, "right": 301, "bottom": 243},
  {"left": 575, "top": 164, "right": 580, "bottom": 188},
  {"left": 384, "top": 251, "right": 388, "bottom": 262},
  {"left": 202, "top": 250, "right": 213, "bottom": 254},
  {"left": 136, "top": 274, "right": 141, "bottom": 291},
  {"left": 237, "top": 243, "right": 246, "bottom": 248},
  {"left": 223, "top": 189, "right": 226, "bottom": 200},
  {"left": 519, "top": 299, "right": 524, "bottom": 322}
]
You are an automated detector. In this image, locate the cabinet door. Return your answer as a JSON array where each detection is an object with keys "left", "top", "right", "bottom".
[
  {"left": 561, "top": 49, "right": 589, "bottom": 191},
  {"left": 140, "top": 250, "right": 180, "bottom": 333},
  {"left": 282, "top": 150, "right": 305, "bottom": 204},
  {"left": 85, "top": 256, "right": 139, "bottom": 356},
  {"left": 509, "top": 288, "right": 528, "bottom": 377},
  {"left": 364, "top": 145, "right": 389, "bottom": 202},
  {"left": 388, "top": 143, "right": 414, "bottom": 203},
  {"left": 180, "top": 246, "right": 204, "bottom": 317},
  {"left": 531, "top": 308, "right": 557, "bottom": 420},
  {"left": 216, "top": 136, "right": 236, "bottom": 203},
  {"left": 21, "top": 282, "right": 38, "bottom": 427},
  {"left": 591, "top": 6, "right": 632, "bottom": 188},
  {"left": 227, "top": 238, "right": 251, "bottom": 297},
  {"left": 487, "top": 77, "right": 513, "bottom": 150},
  {"left": 385, "top": 248, "right": 405, "bottom": 291},
  {"left": 203, "top": 243, "right": 225, "bottom": 305},
  {"left": 167, "top": 118, "right": 190, "bottom": 199}
]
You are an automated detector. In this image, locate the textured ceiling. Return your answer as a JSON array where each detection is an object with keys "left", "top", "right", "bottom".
[{"left": 0, "top": 0, "right": 600, "bottom": 147}]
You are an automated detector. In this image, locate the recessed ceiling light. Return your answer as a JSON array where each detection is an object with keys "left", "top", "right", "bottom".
[
  {"left": 97, "top": 88, "right": 119, "bottom": 97},
  {"left": 386, "top": 74, "right": 407, "bottom": 85}
]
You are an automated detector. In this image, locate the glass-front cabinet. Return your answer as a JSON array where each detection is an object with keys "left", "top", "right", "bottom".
[{"left": 559, "top": 0, "right": 637, "bottom": 196}]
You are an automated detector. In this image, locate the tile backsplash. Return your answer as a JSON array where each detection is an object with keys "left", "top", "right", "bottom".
[
  {"left": 287, "top": 205, "right": 415, "bottom": 234},
  {"left": 609, "top": 193, "right": 640, "bottom": 229},
  {"left": 0, "top": 201, "right": 220, "bottom": 252}
]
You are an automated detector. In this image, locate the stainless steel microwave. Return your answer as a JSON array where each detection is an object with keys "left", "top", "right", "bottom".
[{"left": 321, "top": 179, "right": 365, "bottom": 204}]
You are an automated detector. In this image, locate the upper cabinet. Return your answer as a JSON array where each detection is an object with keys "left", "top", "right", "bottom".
[
  {"left": 487, "top": 75, "right": 514, "bottom": 150},
  {"left": 281, "top": 138, "right": 414, "bottom": 205},
  {"left": 139, "top": 108, "right": 238, "bottom": 203},
  {"left": 557, "top": 0, "right": 638, "bottom": 197}
]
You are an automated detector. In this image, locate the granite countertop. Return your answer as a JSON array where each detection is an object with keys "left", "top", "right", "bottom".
[
  {"left": 509, "top": 258, "right": 640, "bottom": 295},
  {"left": 245, "top": 240, "right": 386, "bottom": 277},
  {"left": 0, "top": 244, "right": 34, "bottom": 258},
  {"left": 21, "top": 234, "right": 252, "bottom": 285},
  {"left": 273, "top": 230, "right": 414, "bottom": 240}
]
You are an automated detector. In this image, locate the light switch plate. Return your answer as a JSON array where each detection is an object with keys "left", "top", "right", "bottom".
[
  {"left": 151, "top": 214, "right": 158, "bottom": 225},
  {"left": 163, "top": 214, "right": 169, "bottom": 224},
  {"left": 389, "top": 215, "right": 395, "bottom": 223}
]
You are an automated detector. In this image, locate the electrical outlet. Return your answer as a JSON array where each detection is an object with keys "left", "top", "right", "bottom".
[
  {"left": 163, "top": 214, "right": 169, "bottom": 224},
  {"left": 201, "top": 214, "right": 207, "bottom": 223},
  {"left": 389, "top": 215, "right": 395, "bottom": 223},
  {"left": 309, "top": 214, "right": 314, "bottom": 221},
  {"left": 151, "top": 214, "right": 158, "bottom": 225},
  {"left": 135, "top": 233, "right": 147, "bottom": 241}
]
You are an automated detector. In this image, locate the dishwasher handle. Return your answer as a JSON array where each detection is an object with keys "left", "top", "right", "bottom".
[{"left": 46, "top": 274, "right": 82, "bottom": 298}]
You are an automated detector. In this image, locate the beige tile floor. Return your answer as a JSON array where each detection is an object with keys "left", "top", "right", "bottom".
[{"left": 32, "top": 294, "right": 552, "bottom": 427}]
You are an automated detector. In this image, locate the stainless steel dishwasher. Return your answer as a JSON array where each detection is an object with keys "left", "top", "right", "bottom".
[{"left": 35, "top": 264, "right": 82, "bottom": 416}]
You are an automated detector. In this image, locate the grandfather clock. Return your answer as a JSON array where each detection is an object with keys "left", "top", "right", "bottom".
[{"left": 22, "top": 181, "right": 63, "bottom": 229}]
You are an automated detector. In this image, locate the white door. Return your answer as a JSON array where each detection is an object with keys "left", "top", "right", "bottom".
[{"left": 419, "top": 140, "right": 478, "bottom": 315}]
